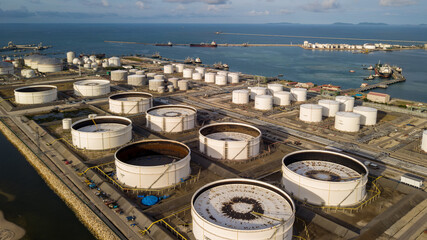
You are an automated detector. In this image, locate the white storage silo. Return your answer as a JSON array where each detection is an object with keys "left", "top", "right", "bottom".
[
  {"left": 148, "top": 79, "right": 164, "bottom": 91},
  {"left": 421, "top": 130, "right": 427, "bottom": 152},
  {"left": 195, "top": 67, "right": 205, "bottom": 76},
  {"left": 290, "top": 88, "right": 307, "bottom": 102},
  {"left": 109, "top": 92, "right": 153, "bottom": 115},
  {"left": 192, "top": 72, "right": 202, "bottom": 81},
  {"left": 135, "top": 70, "right": 145, "bottom": 75},
  {"left": 73, "top": 79, "right": 110, "bottom": 97},
  {"left": 21, "top": 69, "right": 35, "bottom": 78},
  {"left": 255, "top": 95, "right": 273, "bottom": 111},
  {"left": 178, "top": 80, "right": 189, "bottom": 91},
  {"left": 62, "top": 118, "right": 72, "bottom": 130},
  {"left": 115, "top": 140, "right": 191, "bottom": 189},
  {"left": 71, "top": 116, "right": 132, "bottom": 150},
  {"left": 199, "top": 122, "right": 261, "bottom": 160},
  {"left": 168, "top": 78, "right": 179, "bottom": 88},
  {"left": 146, "top": 105, "right": 197, "bottom": 133},
  {"left": 334, "top": 112, "right": 361, "bottom": 132},
  {"left": 250, "top": 87, "right": 267, "bottom": 100},
  {"left": 102, "top": 62, "right": 109, "bottom": 68},
  {"left": 66, "top": 51, "right": 75, "bottom": 64},
  {"left": 282, "top": 150, "right": 368, "bottom": 206},
  {"left": 335, "top": 96, "right": 355, "bottom": 112},
  {"left": 163, "top": 64, "right": 174, "bottom": 74},
  {"left": 0, "top": 62, "right": 14, "bottom": 75},
  {"left": 215, "top": 75, "right": 227, "bottom": 86},
  {"left": 232, "top": 90, "right": 249, "bottom": 104},
  {"left": 204, "top": 72, "right": 216, "bottom": 83},
  {"left": 299, "top": 104, "right": 323, "bottom": 123},
  {"left": 108, "top": 57, "right": 121, "bottom": 67},
  {"left": 268, "top": 83, "right": 283, "bottom": 93},
  {"left": 14, "top": 85, "right": 57, "bottom": 104},
  {"left": 273, "top": 91, "right": 291, "bottom": 106},
  {"left": 37, "top": 58, "right": 62, "bottom": 73},
  {"left": 192, "top": 178, "right": 295, "bottom": 240},
  {"left": 176, "top": 64, "right": 184, "bottom": 73},
  {"left": 111, "top": 70, "right": 128, "bottom": 81},
  {"left": 228, "top": 72, "right": 240, "bottom": 84},
  {"left": 154, "top": 74, "right": 164, "bottom": 80},
  {"left": 183, "top": 68, "right": 193, "bottom": 79},
  {"left": 353, "top": 106, "right": 377, "bottom": 126},
  {"left": 146, "top": 72, "right": 156, "bottom": 79},
  {"left": 128, "top": 74, "right": 147, "bottom": 86},
  {"left": 318, "top": 99, "right": 340, "bottom": 117}
]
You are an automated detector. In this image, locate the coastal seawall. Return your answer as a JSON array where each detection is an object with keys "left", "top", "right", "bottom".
[{"left": 0, "top": 120, "right": 119, "bottom": 240}]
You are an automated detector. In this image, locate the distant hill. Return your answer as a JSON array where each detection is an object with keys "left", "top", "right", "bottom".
[
  {"left": 333, "top": 22, "right": 354, "bottom": 25},
  {"left": 267, "top": 22, "right": 299, "bottom": 25},
  {"left": 358, "top": 22, "right": 388, "bottom": 26}
]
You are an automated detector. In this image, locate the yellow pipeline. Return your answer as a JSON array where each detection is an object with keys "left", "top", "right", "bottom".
[
  {"left": 91, "top": 118, "right": 98, "bottom": 131},
  {"left": 140, "top": 206, "right": 190, "bottom": 238}
]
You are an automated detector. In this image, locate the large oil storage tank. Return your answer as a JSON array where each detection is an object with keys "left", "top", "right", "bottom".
[
  {"left": 250, "top": 87, "right": 267, "bottom": 100},
  {"left": 199, "top": 122, "right": 261, "bottom": 161},
  {"left": 37, "top": 58, "right": 62, "bottom": 73},
  {"left": 195, "top": 67, "right": 205, "bottom": 76},
  {"left": 176, "top": 64, "right": 184, "bottom": 73},
  {"left": 228, "top": 72, "right": 239, "bottom": 84},
  {"left": 335, "top": 96, "right": 355, "bottom": 112},
  {"left": 108, "top": 57, "right": 121, "bottom": 67},
  {"left": 282, "top": 150, "right": 368, "bottom": 206},
  {"left": 146, "top": 105, "right": 197, "bottom": 133},
  {"left": 148, "top": 79, "right": 164, "bottom": 91},
  {"left": 353, "top": 106, "right": 377, "bottom": 126},
  {"left": 421, "top": 130, "right": 427, "bottom": 152},
  {"left": 111, "top": 70, "right": 128, "bottom": 81},
  {"left": 299, "top": 104, "right": 322, "bottom": 123},
  {"left": 128, "top": 74, "right": 147, "bottom": 86},
  {"left": 14, "top": 85, "right": 57, "bottom": 104},
  {"left": 66, "top": 51, "right": 75, "bottom": 64},
  {"left": 290, "top": 88, "right": 307, "bottom": 102},
  {"left": 73, "top": 79, "right": 110, "bottom": 97},
  {"left": 273, "top": 91, "right": 291, "bottom": 106},
  {"left": 183, "top": 68, "right": 193, "bottom": 79},
  {"left": 334, "top": 112, "right": 361, "bottom": 132},
  {"left": 0, "top": 62, "right": 14, "bottom": 75},
  {"left": 232, "top": 90, "right": 249, "bottom": 104},
  {"left": 163, "top": 65, "right": 174, "bottom": 74},
  {"left": 109, "top": 92, "right": 153, "bottom": 115},
  {"left": 205, "top": 72, "right": 216, "bottom": 83},
  {"left": 168, "top": 78, "right": 179, "bottom": 88},
  {"left": 192, "top": 178, "right": 295, "bottom": 240},
  {"left": 21, "top": 69, "right": 35, "bottom": 78},
  {"left": 318, "top": 99, "right": 340, "bottom": 117},
  {"left": 71, "top": 116, "right": 132, "bottom": 150},
  {"left": 215, "top": 75, "right": 227, "bottom": 86},
  {"left": 267, "top": 83, "right": 283, "bottom": 93},
  {"left": 255, "top": 95, "right": 273, "bottom": 111},
  {"left": 115, "top": 139, "right": 191, "bottom": 189}
]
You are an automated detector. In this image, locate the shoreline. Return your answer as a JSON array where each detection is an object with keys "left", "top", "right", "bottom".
[
  {"left": 0, "top": 120, "right": 119, "bottom": 240},
  {"left": 0, "top": 211, "right": 25, "bottom": 240}
]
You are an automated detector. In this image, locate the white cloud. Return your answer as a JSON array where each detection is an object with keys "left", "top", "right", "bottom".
[
  {"left": 176, "top": 4, "right": 186, "bottom": 10},
  {"left": 303, "top": 0, "right": 340, "bottom": 12},
  {"left": 206, "top": 3, "right": 230, "bottom": 12},
  {"left": 379, "top": 0, "right": 417, "bottom": 6},
  {"left": 101, "top": 0, "right": 109, "bottom": 7},
  {"left": 279, "top": 9, "right": 294, "bottom": 14},
  {"left": 248, "top": 10, "right": 270, "bottom": 16},
  {"left": 136, "top": 1, "right": 145, "bottom": 9}
]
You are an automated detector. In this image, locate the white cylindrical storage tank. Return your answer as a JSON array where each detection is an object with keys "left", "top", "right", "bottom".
[
  {"left": 192, "top": 178, "right": 295, "bottom": 240},
  {"left": 0, "top": 62, "right": 14, "bottom": 75},
  {"left": 282, "top": 150, "right": 368, "bottom": 206},
  {"left": 178, "top": 80, "right": 189, "bottom": 91},
  {"left": 14, "top": 85, "right": 57, "bottom": 104},
  {"left": 228, "top": 72, "right": 240, "bottom": 84},
  {"left": 128, "top": 69, "right": 138, "bottom": 74},
  {"left": 299, "top": 104, "right": 322, "bottom": 123},
  {"left": 148, "top": 79, "right": 164, "bottom": 91},
  {"left": 111, "top": 70, "right": 127, "bottom": 81},
  {"left": 154, "top": 74, "right": 164, "bottom": 80},
  {"left": 195, "top": 67, "right": 205, "bottom": 76},
  {"left": 167, "top": 85, "right": 174, "bottom": 92},
  {"left": 421, "top": 130, "right": 427, "bottom": 152},
  {"left": 255, "top": 95, "right": 273, "bottom": 111},
  {"left": 102, "top": 62, "right": 109, "bottom": 68},
  {"left": 66, "top": 51, "right": 75, "bottom": 64},
  {"left": 127, "top": 74, "right": 147, "bottom": 86},
  {"left": 109, "top": 92, "right": 153, "bottom": 115},
  {"left": 136, "top": 70, "right": 145, "bottom": 75},
  {"left": 168, "top": 78, "right": 179, "bottom": 88},
  {"left": 335, "top": 96, "right": 355, "bottom": 112},
  {"left": 72, "top": 58, "right": 80, "bottom": 65},
  {"left": 273, "top": 91, "right": 291, "bottom": 106},
  {"left": 183, "top": 68, "right": 193, "bottom": 79},
  {"left": 108, "top": 57, "right": 121, "bottom": 67},
  {"left": 73, "top": 79, "right": 110, "bottom": 97},
  {"left": 204, "top": 72, "right": 216, "bottom": 83},
  {"left": 353, "top": 106, "right": 377, "bottom": 126},
  {"left": 268, "top": 83, "right": 283, "bottom": 93},
  {"left": 318, "top": 99, "right": 340, "bottom": 117},
  {"left": 192, "top": 72, "right": 202, "bottom": 81},
  {"left": 164, "top": 65, "right": 174, "bottom": 74},
  {"left": 176, "top": 64, "right": 184, "bottom": 73},
  {"left": 21, "top": 69, "right": 35, "bottom": 78},
  {"left": 37, "top": 58, "right": 62, "bottom": 73},
  {"left": 290, "top": 88, "right": 307, "bottom": 102},
  {"left": 83, "top": 63, "right": 91, "bottom": 69},
  {"left": 146, "top": 72, "right": 156, "bottom": 79},
  {"left": 71, "top": 116, "right": 132, "bottom": 150},
  {"left": 91, "top": 63, "right": 98, "bottom": 69},
  {"left": 217, "top": 71, "right": 228, "bottom": 77},
  {"left": 62, "top": 118, "right": 72, "bottom": 130},
  {"left": 89, "top": 55, "right": 96, "bottom": 62},
  {"left": 335, "top": 112, "right": 361, "bottom": 132},
  {"left": 199, "top": 122, "right": 261, "bottom": 160},
  {"left": 146, "top": 105, "right": 197, "bottom": 133},
  {"left": 115, "top": 140, "right": 191, "bottom": 189},
  {"left": 232, "top": 90, "right": 249, "bottom": 105},
  {"left": 250, "top": 87, "right": 267, "bottom": 100},
  {"left": 215, "top": 75, "right": 227, "bottom": 86}
]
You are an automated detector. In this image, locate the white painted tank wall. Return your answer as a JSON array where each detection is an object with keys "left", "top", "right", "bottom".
[
  {"left": 318, "top": 99, "right": 340, "bottom": 117},
  {"left": 421, "top": 130, "right": 427, "bottom": 152},
  {"left": 109, "top": 92, "right": 153, "bottom": 115},
  {"left": 111, "top": 70, "right": 127, "bottom": 81},
  {"left": 164, "top": 65, "right": 174, "bottom": 74},
  {"left": 250, "top": 87, "right": 267, "bottom": 100},
  {"left": 205, "top": 72, "right": 216, "bottom": 83},
  {"left": 334, "top": 112, "right": 361, "bottom": 132},
  {"left": 267, "top": 84, "right": 283, "bottom": 93},
  {"left": 290, "top": 88, "right": 307, "bottom": 102},
  {"left": 67, "top": 52, "right": 75, "bottom": 63},
  {"left": 215, "top": 75, "right": 227, "bottom": 85},
  {"left": 299, "top": 104, "right": 322, "bottom": 123},
  {"left": 228, "top": 72, "right": 239, "bottom": 84},
  {"left": 255, "top": 95, "right": 273, "bottom": 111},
  {"left": 176, "top": 64, "right": 184, "bottom": 73},
  {"left": 232, "top": 90, "right": 249, "bottom": 104},
  {"left": 108, "top": 57, "right": 121, "bottom": 67},
  {"left": 146, "top": 105, "right": 197, "bottom": 133},
  {"left": 115, "top": 140, "right": 191, "bottom": 189},
  {"left": 14, "top": 85, "right": 57, "bottom": 104},
  {"left": 62, "top": 118, "right": 72, "bottom": 130},
  {"left": 128, "top": 74, "right": 147, "bottom": 86},
  {"left": 148, "top": 79, "right": 164, "bottom": 91},
  {"left": 353, "top": 106, "right": 377, "bottom": 126},
  {"left": 71, "top": 116, "right": 132, "bottom": 150},
  {"left": 73, "top": 80, "right": 110, "bottom": 97},
  {"left": 273, "top": 91, "right": 291, "bottom": 106},
  {"left": 336, "top": 96, "right": 355, "bottom": 112},
  {"left": 183, "top": 68, "right": 193, "bottom": 78},
  {"left": 37, "top": 63, "right": 62, "bottom": 73}
]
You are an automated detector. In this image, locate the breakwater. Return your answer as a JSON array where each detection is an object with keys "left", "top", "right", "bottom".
[{"left": 0, "top": 120, "right": 119, "bottom": 240}]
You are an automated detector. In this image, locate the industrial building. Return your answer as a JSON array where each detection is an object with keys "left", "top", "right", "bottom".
[{"left": 367, "top": 92, "right": 391, "bottom": 103}]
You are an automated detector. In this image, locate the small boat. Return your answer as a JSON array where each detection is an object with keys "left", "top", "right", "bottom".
[
  {"left": 184, "top": 57, "right": 194, "bottom": 64},
  {"left": 151, "top": 52, "right": 161, "bottom": 58},
  {"left": 367, "top": 65, "right": 374, "bottom": 70},
  {"left": 213, "top": 62, "right": 229, "bottom": 69},
  {"left": 349, "top": 70, "right": 355, "bottom": 73},
  {"left": 364, "top": 75, "right": 375, "bottom": 80},
  {"left": 195, "top": 57, "right": 202, "bottom": 64}
]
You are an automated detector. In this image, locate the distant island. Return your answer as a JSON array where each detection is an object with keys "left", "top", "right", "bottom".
[
  {"left": 358, "top": 22, "right": 389, "bottom": 26},
  {"left": 333, "top": 22, "right": 354, "bottom": 25}
]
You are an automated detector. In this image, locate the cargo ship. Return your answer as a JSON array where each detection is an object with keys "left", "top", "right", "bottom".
[
  {"left": 155, "top": 41, "right": 173, "bottom": 47},
  {"left": 190, "top": 41, "right": 217, "bottom": 48},
  {"left": 375, "top": 61, "right": 393, "bottom": 78}
]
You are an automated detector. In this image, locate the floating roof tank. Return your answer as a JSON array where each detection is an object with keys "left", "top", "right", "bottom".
[
  {"left": 14, "top": 85, "right": 57, "bottom": 104},
  {"left": 73, "top": 79, "right": 110, "bottom": 97},
  {"left": 109, "top": 92, "right": 153, "bottom": 115},
  {"left": 146, "top": 105, "right": 197, "bottom": 133}
]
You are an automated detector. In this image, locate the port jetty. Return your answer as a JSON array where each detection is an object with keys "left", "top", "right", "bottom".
[{"left": 0, "top": 51, "right": 426, "bottom": 240}]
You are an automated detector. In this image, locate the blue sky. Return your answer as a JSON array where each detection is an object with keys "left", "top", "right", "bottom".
[{"left": 0, "top": 0, "right": 425, "bottom": 24}]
